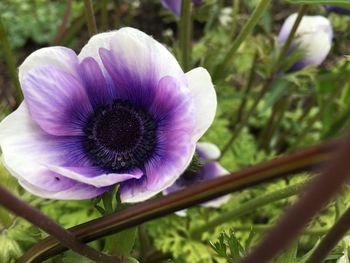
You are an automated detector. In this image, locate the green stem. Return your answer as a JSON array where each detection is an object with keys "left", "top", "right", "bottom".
[
  {"left": 259, "top": 97, "right": 289, "bottom": 151},
  {"left": 190, "top": 182, "right": 306, "bottom": 239},
  {"left": 101, "top": 0, "right": 109, "bottom": 31},
  {"left": 220, "top": 5, "right": 307, "bottom": 158},
  {"left": 230, "top": 51, "right": 258, "bottom": 131},
  {"left": 275, "top": 97, "right": 315, "bottom": 152},
  {"left": 220, "top": 75, "right": 275, "bottom": 160},
  {"left": 83, "top": 0, "right": 98, "bottom": 36},
  {"left": 273, "top": 5, "right": 307, "bottom": 72},
  {"left": 212, "top": 0, "right": 271, "bottom": 81},
  {"left": 0, "top": 207, "right": 12, "bottom": 229},
  {"left": 306, "top": 205, "right": 350, "bottom": 263},
  {"left": 179, "top": 0, "right": 192, "bottom": 71},
  {"left": 232, "top": 224, "right": 328, "bottom": 236},
  {"left": 229, "top": 0, "right": 239, "bottom": 38},
  {"left": 112, "top": 0, "right": 120, "bottom": 29},
  {"left": 0, "top": 16, "right": 23, "bottom": 104},
  {"left": 292, "top": 74, "right": 349, "bottom": 149}
]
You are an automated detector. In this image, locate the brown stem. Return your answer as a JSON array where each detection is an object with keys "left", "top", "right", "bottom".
[
  {"left": 0, "top": 186, "right": 118, "bottom": 263},
  {"left": 19, "top": 139, "right": 340, "bottom": 262},
  {"left": 52, "top": 0, "right": 72, "bottom": 45},
  {"left": 239, "top": 133, "right": 350, "bottom": 263}
]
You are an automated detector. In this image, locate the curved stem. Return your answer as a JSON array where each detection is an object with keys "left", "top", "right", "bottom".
[
  {"left": 190, "top": 182, "right": 306, "bottom": 239},
  {"left": 19, "top": 139, "right": 339, "bottom": 262},
  {"left": 0, "top": 185, "right": 118, "bottom": 263},
  {"left": 179, "top": 0, "right": 192, "bottom": 71},
  {"left": 306, "top": 205, "right": 350, "bottom": 263},
  {"left": 212, "top": 0, "right": 271, "bottom": 81},
  {"left": 238, "top": 133, "right": 350, "bottom": 263},
  {"left": 83, "top": 0, "right": 98, "bottom": 36}
]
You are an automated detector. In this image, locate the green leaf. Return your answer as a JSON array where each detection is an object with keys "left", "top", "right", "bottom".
[
  {"left": 286, "top": 0, "right": 350, "bottom": 9},
  {"left": 274, "top": 243, "right": 297, "bottom": 263},
  {"left": 104, "top": 227, "right": 137, "bottom": 257}
]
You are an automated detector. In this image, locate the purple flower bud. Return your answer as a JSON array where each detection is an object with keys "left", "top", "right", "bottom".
[
  {"left": 0, "top": 28, "right": 216, "bottom": 202},
  {"left": 164, "top": 142, "right": 230, "bottom": 214},
  {"left": 324, "top": 5, "right": 350, "bottom": 15},
  {"left": 160, "top": 0, "right": 203, "bottom": 16},
  {"left": 278, "top": 14, "right": 333, "bottom": 71}
]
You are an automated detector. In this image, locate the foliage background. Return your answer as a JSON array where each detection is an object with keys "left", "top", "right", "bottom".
[{"left": 0, "top": 0, "right": 350, "bottom": 262}]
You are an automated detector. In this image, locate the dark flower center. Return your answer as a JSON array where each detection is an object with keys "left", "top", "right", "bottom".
[{"left": 83, "top": 99, "right": 157, "bottom": 172}]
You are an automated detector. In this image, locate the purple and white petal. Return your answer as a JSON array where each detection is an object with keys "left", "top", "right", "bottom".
[
  {"left": 98, "top": 28, "right": 187, "bottom": 108},
  {"left": 21, "top": 65, "right": 93, "bottom": 136},
  {"left": 200, "top": 162, "right": 231, "bottom": 208},
  {"left": 0, "top": 103, "right": 122, "bottom": 195},
  {"left": 186, "top": 67, "right": 217, "bottom": 142},
  {"left": 324, "top": 5, "right": 350, "bottom": 15},
  {"left": 279, "top": 14, "right": 333, "bottom": 69},
  {"left": 196, "top": 142, "right": 221, "bottom": 161},
  {"left": 120, "top": 132, "right": 196, "bottom": 203},
  {"left": 18, "top": 178, "right": 109, "bottom": 200},
  {"left": 19, "top": 46, "right": 80, "bottom": 81},
  {"left": 79, "top": 57, "right": 115, "bottom": 107},
  {"left": 161, "top": 0, "right": 182, "bottom": 16},
  {"left": 47, "top": 165, "right": 143, "bottom": 188}
]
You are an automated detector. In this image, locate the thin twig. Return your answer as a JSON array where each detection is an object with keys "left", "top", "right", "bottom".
[
  {"left": 0, "top": 16, "right": 23, "bottom": 104},
  {"left": 306, "top": 205, "right": 350, "bottom": 263},
  {"left": 52, "top": 0, "right": 73, "bottom": 45},
  {"left": 0, "top": 186, "right": 119, "bottom": 263},
  {"left": 239, "top": 133, "right": 350, "bottom": 263}
]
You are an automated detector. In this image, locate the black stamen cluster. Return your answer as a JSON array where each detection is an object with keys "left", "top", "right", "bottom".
[{"left": 83, "top": 99, "right": 157, "bottom": 172}]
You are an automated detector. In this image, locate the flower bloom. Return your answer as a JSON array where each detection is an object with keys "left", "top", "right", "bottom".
[
  {"left": 278, "top": 14, "right": 333, "bottom": 71},
  {"left": 160, "top": 0, "right": 203, "bottom": 16},
  {"left": 324, "top": 5, "right": 350, "bottom": 15},
  {"left": 164, "top": 142, "right": 230, "bottom": 209},
  {"left": 0, "top": 27, "right": 216, "bottom": 202}
]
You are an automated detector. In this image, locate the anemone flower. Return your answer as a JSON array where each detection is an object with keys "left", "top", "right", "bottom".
[
  {"left": 324, "top": 5, "right": 350, "bottom": 15},
  {"left": 0, "top": 27, "right": 216, "bottom": 202},
  {"left": 278, "top": 14, "right": 333, "bottom": 71},
  {"left": 160, "top": 0, "right": 202, "bottom": 16},
  {"left": 164, "top": 142, "right": 230, "bottom": 211}
]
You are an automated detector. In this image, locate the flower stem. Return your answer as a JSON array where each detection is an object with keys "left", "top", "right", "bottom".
[
  {"left": 190, "top": 182, "right": 306, "bottom": 239},
  {"left": 83, "top": 0, "right": 98, "bottom": 36},
  {"left": 220, "top": 75, "right": 275, "bottom": 160},
  {"left": 0, "top": 185, "right": 119, "bottom": 263},
  {"left": 229, "top": 0, "right": 240, "bottom": 38},
  {"left": 292, "top": 73, "right": 349, "bottom": 150},
  {"left": 275, "top": 97, "right": 315, "bottom": 152},
  {"left": 232, "top": 224, "right": 328, "bottom": 236},
  {"left": 18, "top": 139, "right": 337, "bottom": 262},
  {"left": 101, "top": 0, "right": 109, "bottom": 31},
  {"left": 212, "top": 0, "right": 271, "bottom": 81},
  {"left": 258, "top": 96, "right": 289, "bottom": 151},
  {"left": 238, "top": 133, "right": 350, "bottom": 263},
  {"left": 52, "top": 0, "right": 72, "bottom": 45},
  {"left": 220, "top": 5, "right": 306, "bottom": 158},
  {"left": 306, "top": 205, "right": 350, "bottom": 263},
  {"left": 273, "top": 5, "right": 307, "bottom": 71},
  {"left": 0, "top": 16, "right": 23, "bottom": 104},
  {"left": 230, "top": 51, "right": 258, "bottom": 131},
  {"left": 179, "top": 0, "right": 192, "bottom": 71}
]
